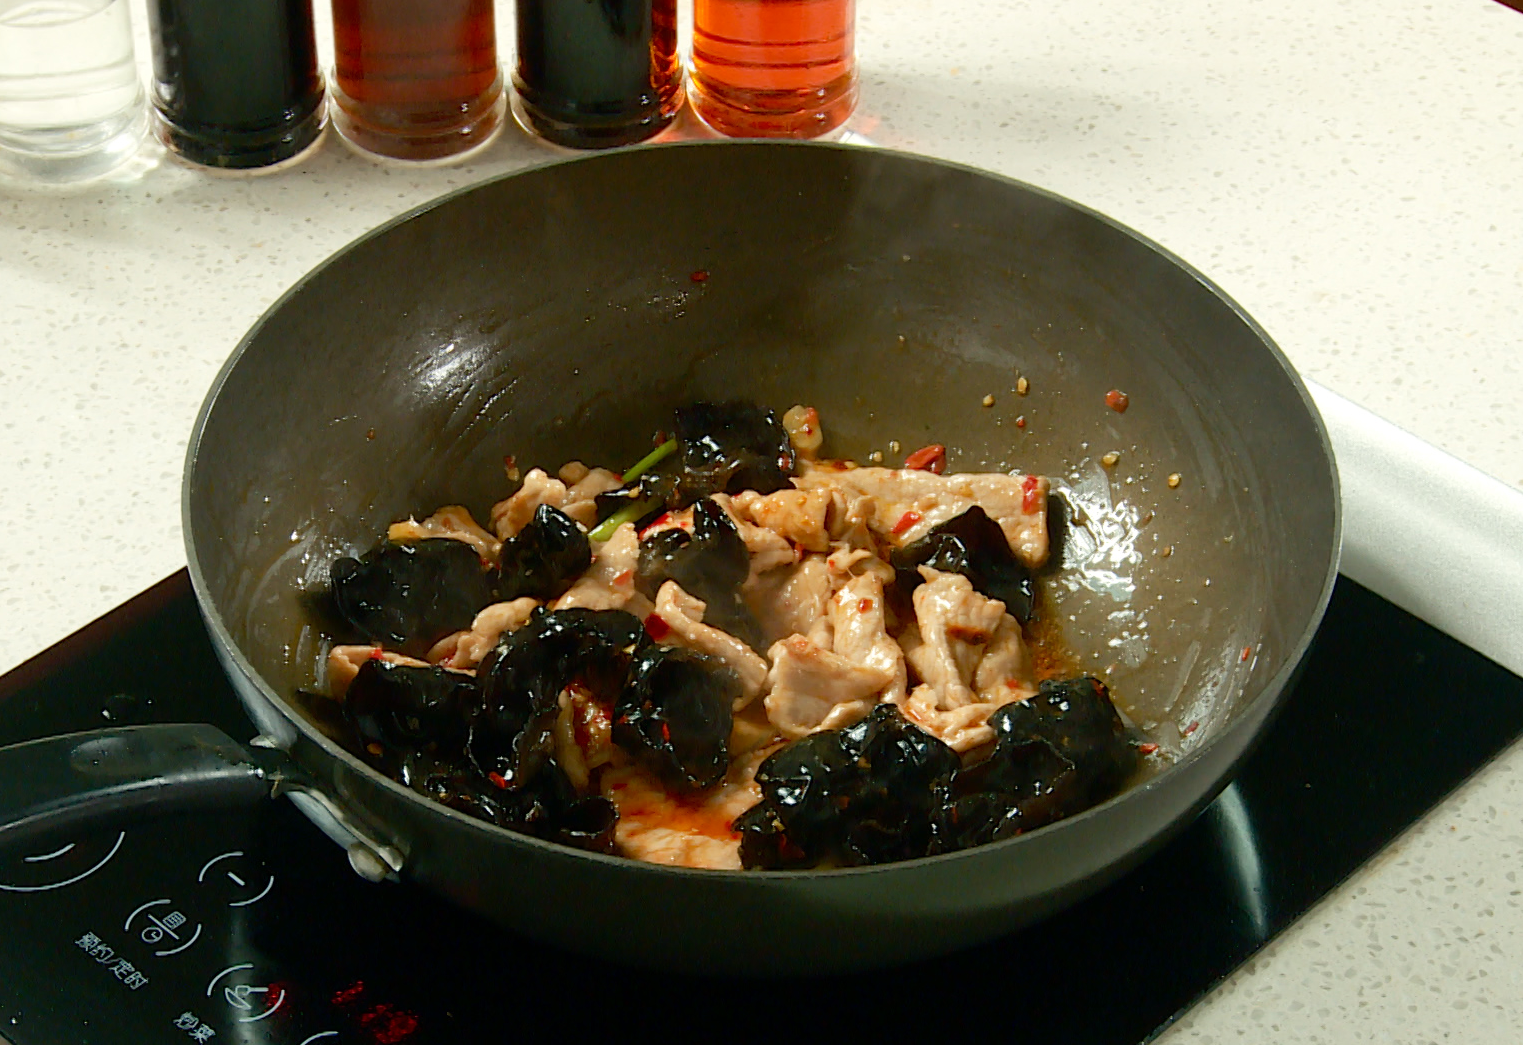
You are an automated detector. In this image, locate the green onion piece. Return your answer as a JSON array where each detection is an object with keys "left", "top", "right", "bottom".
[
  {"left": 620, "top": 439, "right": 677, "bottom": 484},
  {"left": 587, "top": 500, "right": 650, "bottom": 543}
]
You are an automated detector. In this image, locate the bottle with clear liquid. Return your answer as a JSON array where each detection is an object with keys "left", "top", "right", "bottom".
[
  {"left": 689, "top": 0, "right": 857, "bottom": 139},
  {"left": 0, "top": 0, "right": 146, "bottom": 182}
]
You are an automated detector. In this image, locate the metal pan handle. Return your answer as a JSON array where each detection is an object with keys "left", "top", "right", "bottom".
[{"left": 0, "top": 723, "right": 294, "bottom": 849}]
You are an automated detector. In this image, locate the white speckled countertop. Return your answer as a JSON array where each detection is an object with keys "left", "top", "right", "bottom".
[{"left": 2, "top": 0, "right": 1521, "bottom": 1039}]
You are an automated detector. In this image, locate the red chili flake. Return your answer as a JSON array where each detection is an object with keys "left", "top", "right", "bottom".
[
  {"left": 1105, "top": 389, "right": 1130, "bottom": 413},
  {"left": 487, "top": 771, "right": 508, "bottom": 789},
  {"left": 502, "top": 454, "right": 516, "bottom": 470},
  {"left": 644, "top": 614, "right": 671, "bottom": 641},
  {"left": 690, "top": 269, "right": 709, "bottom": 283},
  {"left": 1183, "top": 720, "right": 1200, "bottom": 736},
  {"left": 891, "top": 510, "right": 922, "bottom": 536},
  {"left": 367, "top": 647, "right": 384, "bottom": 661},
  {"left": 365, "top": 427, "right": 376, "bottom": 441},
  {"left": 638, "top": 512, "right": 673, "bottom": 538},
  {"left": 332, "top": 981, "right": 366, "bottom": 1007},
  {"left": 612, "top": 568, "right": 634, "bottom": 587},
  {"left": 857, "top": 598, "right": 874, "bottom": 613},
  {"left": 1015, "top": 415, "right": 1027, "bottom": 429},
  {"left": 1021, "top": 474, "right": 1042, "bottom": 514},
  {"left": 1137, "top": 742, "right": 1159, "bottom": 755},
  {"left": 1241, "top": 646, "right": 1252, "bottom": 662},
  {"left": 660, "top": 722, "right": 672, "bottom": 742},
  {"left": 903, "top": 443, "right": 947, "bottom": 474}
]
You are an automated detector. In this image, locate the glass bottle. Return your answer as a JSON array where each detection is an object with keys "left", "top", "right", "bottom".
[
  {"left": 147, "top": 0, "right": 325, "bottom": 169},
  {"left": 690, "top": 0, "right": 858, "bottom": 139},
  {"left": 0, "top": 0, "right": 146, "bottom": 182},
  {"left": 329, "top": 0, "right": 503, "bottom": 162},
  {"left": 512, "top": 0, "right": 682, "bottom": 150}
]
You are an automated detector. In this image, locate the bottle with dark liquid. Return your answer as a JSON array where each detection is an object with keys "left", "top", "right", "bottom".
[
  {"left": 690, "top": 0, "right": 858, "bottom": 139},
  {"left": 147, "top": 0, "right": 325, "bottom": 168},
  {"left": 512, "top": 0, "right": 682, "bottom": 149},
  {"left": 330, "top": 0, "right": 503, "bottom": 162}
]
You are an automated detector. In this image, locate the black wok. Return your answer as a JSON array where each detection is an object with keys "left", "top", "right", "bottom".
[{"left": 0, "top": 142, "right": 1338, "bottom": 974}]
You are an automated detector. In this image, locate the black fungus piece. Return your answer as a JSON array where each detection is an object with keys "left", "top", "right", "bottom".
[
  {"left": 990, "top": 676, "right": 1139, "bottom": 805},
  {"left": 635, "top": 499, "right": 763, "bottom": 647},
  {"left": 834, "top": 704, "right": 963, "bottom": 865},
  {"left": 412, "top": 759, "right": 617, "bottom": 854},
  {"left": 330, "top": 538, "right": 496, "bottom": 657},
  {"left": 593, "top": 471, "right": 682, "bottom": 529},
  {"left": 739, "top": 703, "right": 960, "bottom": 869},
  {"left": 673, "top": 400, "right": 796, "bottom": 503},
  {"left": 469, "top": 608, "right": 645, "bottom": 790},
  {"left": 929, "top": 736, "right": 1079, "bottom": 853},
  {"left": 613, "top": 645, "right": 738, "bottom": 791},
  {"left": 733, "top": 801, "right": 815, "bottom": 870},
  {"left": 344, "top": 658, "right": 479, "bottom": 755},
  {"left": 891, "top": 505, "right": 1036, "bottom": 623},
  {"left": 497, "top": 504, "right": 591, "bottom": 602},
  {"left": 752, "top": 728, "right": 856, "bottom": 844}
]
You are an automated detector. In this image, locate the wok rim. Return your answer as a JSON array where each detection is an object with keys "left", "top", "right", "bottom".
[{"left": 182, "top": 138, "right": 1342, "bottom": 881}]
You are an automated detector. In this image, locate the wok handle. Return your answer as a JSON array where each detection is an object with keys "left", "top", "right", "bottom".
[{"left": 0, "top": 724, "right": 274, "bottom": 849}]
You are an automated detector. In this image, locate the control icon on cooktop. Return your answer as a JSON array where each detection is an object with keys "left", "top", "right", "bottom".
[
  {"left": 0, "top": 831, "right": 126, "bottom": 893},
  {"left": 197, "top": 850, "right": 274, "bottom": 907}
]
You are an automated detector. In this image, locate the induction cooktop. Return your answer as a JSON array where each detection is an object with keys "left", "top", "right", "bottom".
[{"left": 2, "top": 571, "right": 1521, "bottom": 1045}]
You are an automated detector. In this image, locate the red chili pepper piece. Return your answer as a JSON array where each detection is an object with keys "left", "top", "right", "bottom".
[
  {"left": 891, "top": 510, "right": 922, "bottom": 536},
  {"left": 644, "top": 614, "right": 671, "bottom": 641},
  {"left": 638, "top": 512, "right": 673, "bottom": 539},
  {"left": 903, "top": 444, "right": 947, "bottom": 473},
  {"left": 487, "top": 771, "right": 508, "bottom": 789},
  {"left": 858, "top": 598, "right": 874, "bottom": 613},
  {"left": 367, "top": 647, "right": 384, "bottom": 660},
  {"left": 1183, "top": 720, "right": 1200, "bottom": 736},
  {"left": 1241, "top": 646, "right": 1252, "bottom": 662},
  {"left": 690, "top": 269, "right": 709, "bottom": 283},
  {"left": 1105, "top": 389, "right": 1130, "bottom": 413},
  {"left": 1137, "top": 742, "right": 1159, "bottom": 755},
  {"left": 1021, "top": 474, "right": 1042, "bottom": 515}
]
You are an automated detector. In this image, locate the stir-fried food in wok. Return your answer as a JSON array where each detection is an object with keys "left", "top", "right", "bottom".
[{"left": 321, "top": 402, "right": 1142, "bottom": 870}]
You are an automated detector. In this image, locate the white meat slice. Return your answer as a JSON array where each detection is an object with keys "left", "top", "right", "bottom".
[
  {"left": 828, "top": 573, "right": 907, "bottom": 703},
  {"left": 763, "top": 634, "right": 892, "bottom": 739},
  {"left": 443, "top": 597, "right": 540, "bottom": 669},
  {"left": 326, "top": 645, "right": 433, "bottom": 699},
  {"left": 489, "top": 468, "right": 569, "bottom": 540},
  {"left": 387, "top": 504, "right": 501, "bottom": 562},
  {"left": 894, "top": 567, "right": 1037, "bottom": 751},
  {"left": 652, "top": 581, "right": 770, "bottom": 707},
  {"left": 711, "top": 493, "right": 795, "bottom": 580},
  {"left": 602, "top": 748, "right": 771, "bottom": 870},
  {"left": 729, "top": 487, "right": 833, "bottom": 553},
  {"left": 552, "top": 684, "right": 618, "bottom": 793},
  {"left": 744, "top": 554, "right": 832, "bottom": 648},
  {"left": 560, "top": 466, "right": 623, "bottom": 528},
  {"left": 553, "top": 523, "right": 647, "bottom": 613},
  {"left": 795, "top": 464, "right": 1051, "bottom": 568}
]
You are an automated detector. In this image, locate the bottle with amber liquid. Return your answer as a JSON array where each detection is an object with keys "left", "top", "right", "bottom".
[
  {"left": 690, "top": 0, "right": 858, "bottom": 139},
  {"left": 330, "top": 0, "right": 503, "bottom": 161},
  {"left": 512, "top": 0, "right": 682, "bottom": 149}
]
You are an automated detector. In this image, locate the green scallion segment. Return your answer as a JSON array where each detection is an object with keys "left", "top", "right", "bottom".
[
  {"left": 620, "top": 438, "right": 677, "bottom": 484},
  {"left": 587, "top": 499, "right": 651, "bottom": 543}
]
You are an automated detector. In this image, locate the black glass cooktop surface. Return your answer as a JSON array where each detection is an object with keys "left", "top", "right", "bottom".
[{"left": 2, "top": 572, "right": 1521, "bottom": 1045}]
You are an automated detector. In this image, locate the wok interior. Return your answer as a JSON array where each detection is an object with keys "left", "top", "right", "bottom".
[{"left": 189, "top": 142, "right": 1336, "bottom": 771}]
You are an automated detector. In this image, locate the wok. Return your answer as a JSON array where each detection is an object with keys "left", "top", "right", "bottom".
[{"left": 0, "top": 142, "right": 1338, "bottom": 974}]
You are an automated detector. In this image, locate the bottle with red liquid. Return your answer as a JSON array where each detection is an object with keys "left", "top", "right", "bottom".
[
  {"left": 690, "top": 0, "right": 858, "bottom": 139},
  {"left": 329, "top": 0, "right": 503, "bottom": 161},
  {"left": 512, "top": 0, "right": 682, "bottom": 149}
]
